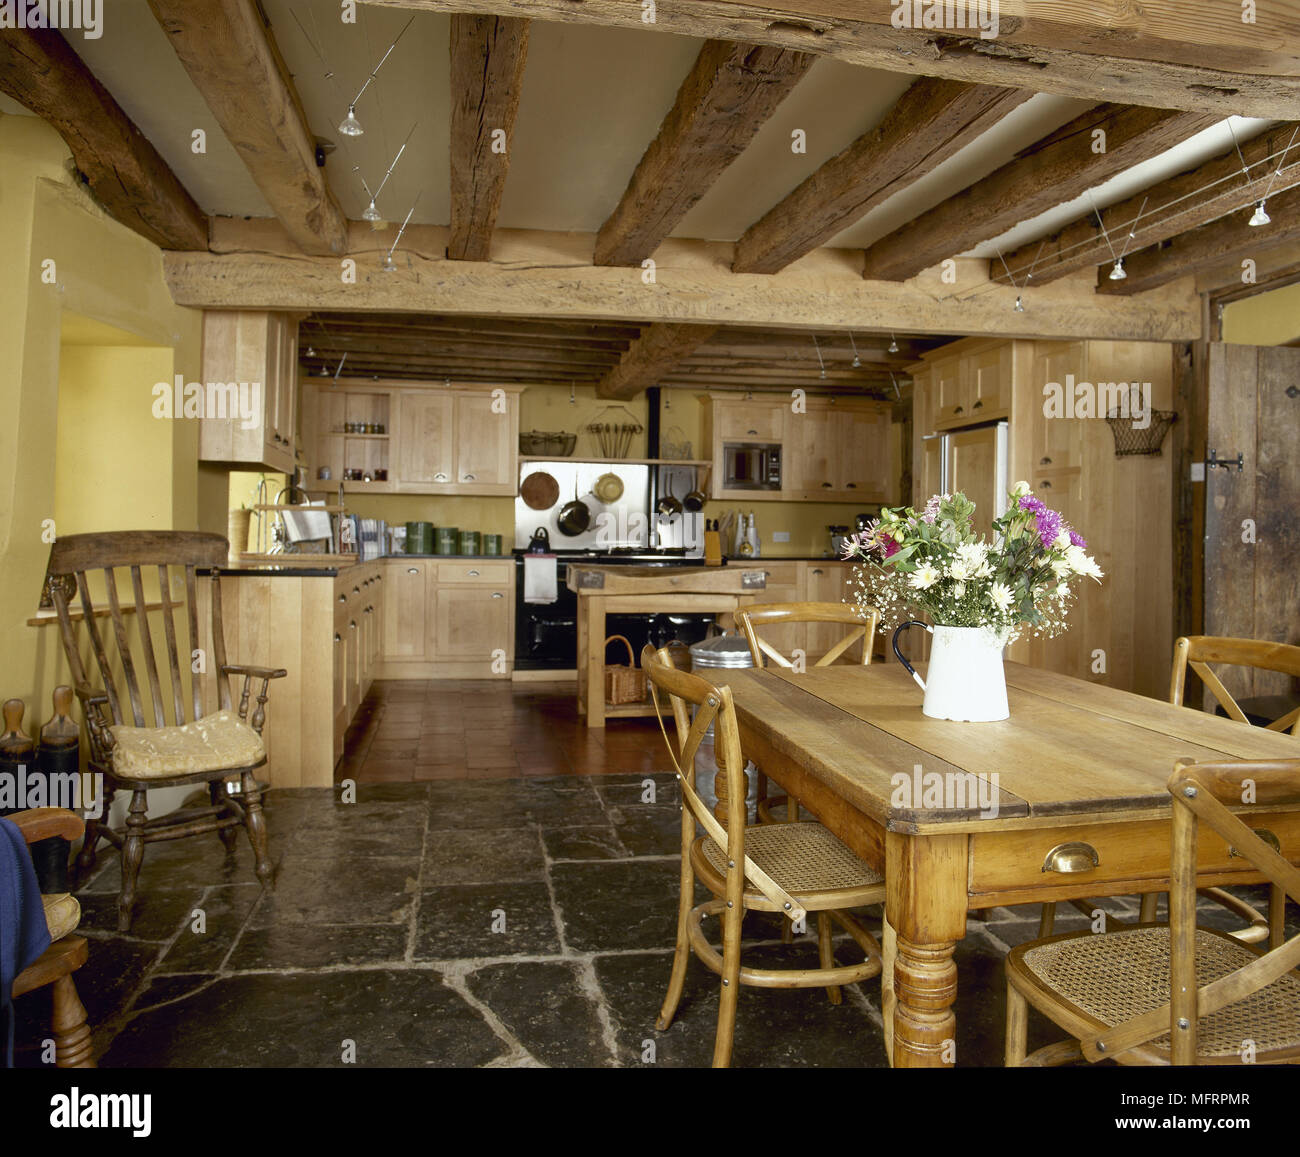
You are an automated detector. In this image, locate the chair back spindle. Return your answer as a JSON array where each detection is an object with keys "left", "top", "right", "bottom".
[
  {"left": 46, "top": 532, "right": 232, "bottom": 738},
  {"left": 1171, "top": 635, "right": 1300, "bottom": 734},
  {"left": 737, "top": 601, "right": 880, "bottom": 670}
]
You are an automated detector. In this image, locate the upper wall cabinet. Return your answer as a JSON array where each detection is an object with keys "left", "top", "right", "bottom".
[
  {"left": 701, "top": 392, "right": 894, "bottom": 504},
  {"left": 199, "top": 311, "right": 300, "bottom": 473},
  {"left": 302, "top": 380, "right": 522, "bottom": 496}
]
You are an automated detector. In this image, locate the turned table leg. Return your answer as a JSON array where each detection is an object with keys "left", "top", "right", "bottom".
[{"left": 886, "top": 830, "right": 968, "bottom": 1068}]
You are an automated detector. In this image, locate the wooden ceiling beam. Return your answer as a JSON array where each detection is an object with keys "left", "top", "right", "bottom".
[
  {"left": 301, "top": 344, "right": 619, "bottom": 368},
  {"left": 733, "top": 78, "right": 1031, "bottom": 274},
  {"left": 303, "top": 324, "right": 634, "bottom": 349},
  {"left": 447, "top": 14, "right": 529, "bottom": 261},
  {"left": 995, "top": 122, "right": 1300, "bottom": 286},
  {"left": 596, "top": 323, "right": 720, "bottom": 399},
  {"left": 593, "top": 40, "right": 815, "bottom": 267},
  {"left": 162, "top": 228, "right": 1202, "bottom": 343},
  {"left": 307, "top": 312, "right": 642, "bottom": 340},
  {"left": 1097, "top": 182, "right": 1300, "bottom": 296},
  {"left": 148, "top": 0, "right": 347, "bottom": 256},
  {"left": 861, "top": 104, "right": 1219, "bottom": 282},
  {"left": 361, "top": 0, "right": 1300, "bottom": 118},
  {"left": 0, "top": 29, "right": 207, "bottom": 250}
]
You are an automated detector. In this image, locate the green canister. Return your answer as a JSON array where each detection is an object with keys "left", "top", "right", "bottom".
[
  {"left": 405, "top": 521, "right": 433, "bottom": 554},
  {"left": 483, "top": 534, "right": 502, "bottom": 556},
  {"left": 434, "top": 527, "right": 459, "bottom": 555},
  {"left": 459, "top": 530, "right": 482, "bottom": 555}
]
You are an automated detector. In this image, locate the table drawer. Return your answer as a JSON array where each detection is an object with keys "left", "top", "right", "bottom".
[
  {"left": 437, "top": 561, "right": 512, "bottom": 584},
  {"left": 970, "top": 810, "right": 1300, "bottom": 894}
]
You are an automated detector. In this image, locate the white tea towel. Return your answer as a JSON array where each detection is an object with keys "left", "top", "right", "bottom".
[{"left": 524, "top": 554, "right": 558, "bottom": 604}]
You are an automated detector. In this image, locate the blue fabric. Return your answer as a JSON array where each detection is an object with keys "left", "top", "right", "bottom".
[{"left": 1, "top": 816, "right": 51, "bottom": 1067}]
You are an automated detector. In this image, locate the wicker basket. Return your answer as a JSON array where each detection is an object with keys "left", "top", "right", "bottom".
[{"left": 604, "top": 635, "right": 647, "bottom": 704}]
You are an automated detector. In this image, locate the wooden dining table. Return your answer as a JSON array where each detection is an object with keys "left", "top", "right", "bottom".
[{"left": 722, "top": 660, "right": 1300, "bottom": 1068}]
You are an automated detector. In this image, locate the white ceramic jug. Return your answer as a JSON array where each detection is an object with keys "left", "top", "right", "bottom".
[{"left": 892, "top": 621, "right": 1010, "bottom": 722}]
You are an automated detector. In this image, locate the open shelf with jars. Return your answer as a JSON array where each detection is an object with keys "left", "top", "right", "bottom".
[{"left": 308, "top": 388, "right": 394, "bottom": 491}]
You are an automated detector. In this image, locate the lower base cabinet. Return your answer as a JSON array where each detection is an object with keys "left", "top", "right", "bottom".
[
  {"left": 379, "top": 559, "right": 515, "bottom": 678},
  {"left": 731, "top": 560, "right": 880, "bottom": 663},
  {"left": 220, "top": 561, "right": 383, "bottom": 786}
]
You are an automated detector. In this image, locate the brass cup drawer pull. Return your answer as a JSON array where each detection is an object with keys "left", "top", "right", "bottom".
[
  {"left": 1042, "top": 841, "right": 1100, "bottom": 874},
  {"left": 1228, "top": 829, "right": 1281, "bottom": 858}
]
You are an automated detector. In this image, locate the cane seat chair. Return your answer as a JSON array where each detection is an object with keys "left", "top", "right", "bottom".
[
  {"left": 46, "top": 532, "right": 286, "bottom": 932},
  {"left": 736, "top": 602, "right": 880, "bottom": 826},
  {"left": 643, "top": 644, "right": 885, "bottom": 1068},
  {"left": 1038, "top": 635, "right": 1300, "bottom": 947},
  {"left": 1006, "top": 758, "right": 1300, "bottom": 1067},
  {"left": 9, "top": 808, "right": 94, "bottom": 1067}
]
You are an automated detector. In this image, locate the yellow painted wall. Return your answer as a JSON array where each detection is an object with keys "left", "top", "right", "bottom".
[
  {"left": 1222, "top": 282, "right": 1300, "bottom": 345},
  {"left": 55, "top": 343, "right": 175, "bottom": 534},
  {"left": 0, "top": 111, "right": 203, "bottom": 722}
]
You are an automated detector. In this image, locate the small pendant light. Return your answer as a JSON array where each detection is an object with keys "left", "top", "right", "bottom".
[
  {"left": 338, "top": 105, "right": 363, "bottom": 136},
  {"left": 1249, "top": 201, "right": 1271, "bottom": 227},
  {"left": 1108, "top": 257, "right": 1127, "bottom": 281}
]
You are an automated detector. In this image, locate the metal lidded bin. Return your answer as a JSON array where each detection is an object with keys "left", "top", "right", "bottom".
[{"left": 687, "top": 634, "right": 754, "bottom": 737}]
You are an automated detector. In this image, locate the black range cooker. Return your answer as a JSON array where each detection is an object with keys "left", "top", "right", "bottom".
[{"left": 513, "top": 548, "right": 719, "bottom": 670}]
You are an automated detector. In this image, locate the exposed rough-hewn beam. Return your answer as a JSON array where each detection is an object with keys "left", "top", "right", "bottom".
[
  {"left": 362, "top": 0, "right": 1300, "bottom": 119},
  {"left": 995, "top": 122, "right": 1300, "bottom": 286},
  {"left": 448, "top": 14, "right": 529, "bottom": 261},
  {"left": 594, "top": 41, "right": 814, "bottom": 267},
  {"left": 733, "top": 78, "right": 1030, "bottom": 274},
  {"left": 1098, "top": 183, "right": 1300, "bottom": 296},
  {"left": 861, "top": 104, "right": 1218, "bottom": 282},
  {"left": 596, "top": 324, "right": 720, "bottom": 398},
  {"left": 165, "top": 222, "right": 1203, "bottom": 344},
  {"left": 0, "top": 28, "right": 207, "bottom": 250},
  {"left": 148, "top": 0, "right": 347, "bottom": 256}
]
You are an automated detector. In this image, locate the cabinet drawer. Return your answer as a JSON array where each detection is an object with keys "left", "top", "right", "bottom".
[
  {"left": 437, "top": 561, "right": 513, "bottom": 584},
  {"left": 970, "top": 811, "right": 1300, "bottom": 895}
]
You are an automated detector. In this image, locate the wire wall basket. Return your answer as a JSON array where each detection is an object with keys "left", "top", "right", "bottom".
[{"left": 1105, "top": 397, "right": 1178, "bottom": 456}]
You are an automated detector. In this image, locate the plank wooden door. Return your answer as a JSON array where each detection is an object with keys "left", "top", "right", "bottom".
[{"left": 1204, "top": 343, "right": 1300, "bottom": 705}]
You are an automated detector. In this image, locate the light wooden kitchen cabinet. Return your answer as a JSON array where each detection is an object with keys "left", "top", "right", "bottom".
[
  {"left": 731, "top": 560, "right": 878, "bottom": 664},
  {"left": 908, "top": 335, "right": 1175, "bottom": 698},
  {"left": 379, "top": 559, "right": 515, "bottom": 678},
  {"left": 395, "top": 392, "right": 454, "bottom": 486},
  {"left": 303, "top": 380, "right": 521, "bottom": 496},
  {"left": 199, "top": 310, "right": 301, "bottom": 473},
  {"left": 217, "top": 561, "right": 383, "bottom": 786},
  {"left": 383, "top": 562, "right": 429, "bottom": 661},
  {"left": 702, "top": 393, "right": 894, "bottom": 503}
]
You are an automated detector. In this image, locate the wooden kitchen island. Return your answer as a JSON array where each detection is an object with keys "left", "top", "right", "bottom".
[{"left": 569, "top": 563, "right": 767, "bottom": 727}]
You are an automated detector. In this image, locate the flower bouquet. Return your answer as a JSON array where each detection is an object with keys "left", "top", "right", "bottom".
[{"left": 841, "top": 484, "right": 1103, "bottom": 721}]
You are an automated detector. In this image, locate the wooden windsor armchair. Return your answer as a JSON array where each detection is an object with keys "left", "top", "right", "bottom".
[
  {"left": 1039, "top": 635, "right": 1300, "bottom": 946},
  {"left": 8, "top": 808, "right": 94, "bottom": 1067},
  {"left": 46, "top": 531, "right": 286, "bottom": 931},
  {"left": 1006, "top": 757, "right": 1300, "bottom": 1066},
  {"left": 736, "top": 601, "right": 880, "bottom": 826},
  {"left": 643, "top": 643, "right": 885, "bottom": 1068}
]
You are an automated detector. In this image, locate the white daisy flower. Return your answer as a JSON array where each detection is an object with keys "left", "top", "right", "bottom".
[
  {"left": 908, "top": 563, "right": 940, "bottom": 590},
  {"left": 988, "top": 582, "right": 1014, "bottom": 612},
  {"left": 952, "top": 581, "right": 966, "bottom": 599},
  {"left": 1053, "top": 530, "right": 1072, "bottom": 549}
]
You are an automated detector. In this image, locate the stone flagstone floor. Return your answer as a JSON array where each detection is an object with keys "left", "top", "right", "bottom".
[{"left": 11, "top": 680, "right": 1295, "bottom": 1068}]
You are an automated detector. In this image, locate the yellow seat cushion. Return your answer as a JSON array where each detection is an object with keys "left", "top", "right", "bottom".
[
  {"left": 42, "top": 893, "right": 81, "bottom": 941},
  {"left": 110, "top": 708, "right": 265, "bottom": 779}
]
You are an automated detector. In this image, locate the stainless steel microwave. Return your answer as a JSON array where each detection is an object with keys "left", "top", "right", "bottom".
[{"left": 723, "top": 442, "right": 782, "bottom": 490}]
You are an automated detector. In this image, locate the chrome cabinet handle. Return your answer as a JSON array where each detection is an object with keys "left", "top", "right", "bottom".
[
  {"left": 334, "top": 633, "right": 341, "bottom": 643},
  {"left": 846, "top": 482, "right": 856, "bottom": 489},
  {"left": 349, "top": 621, "right": 357, "bottom": 630},
  {"left": 468, "top": 569, "right": 480, "bottom": 576},
  {"left": 954, "top": 405, "right": 964, "bottom": 414},
  {"left": 973, "top": 399, "right": 983, "bottom": 410},
  {"left": 811, "top": 568, "right": 824, "bottom": 575},
  {"left": 491, "top": 592, "right": 504, "bottom": 599},
  {"left": 1040, "top": 480, "right": 1053, "bottom": 489},
  {"left": 1042, "top": 842, "right": 1099, "bottom": 873},
  {"left": 407, "top": 567, "right": 419, "bottom": 574},
  {"left": 1040, "top": 456, "right": 1052, "bottom": 465},
  {"left": 434, "top": 472, "right": 448, "bottom": 482},
  {"left": 338, "top": 594, "right": 346, "bottom": 603},
  {"left": 462, "top": 473, "right": 476, "bottom": 482}
]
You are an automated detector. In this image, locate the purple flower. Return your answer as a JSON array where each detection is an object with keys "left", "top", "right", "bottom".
[
  {"left": 1018, "top": 495, "right": 1046, "bottom": 515},
  {"left": 921, "top": 494, "right": 942, "bottom": 525},
  {"left": 879, "top": 532, "right": 899, "bottom": 559},
  {"left": 1035, "top": 508, "right": 1063, "bottom": 549},
  {"left": 1069, "top": 529, "right": 1087, "bottom": 549}
]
